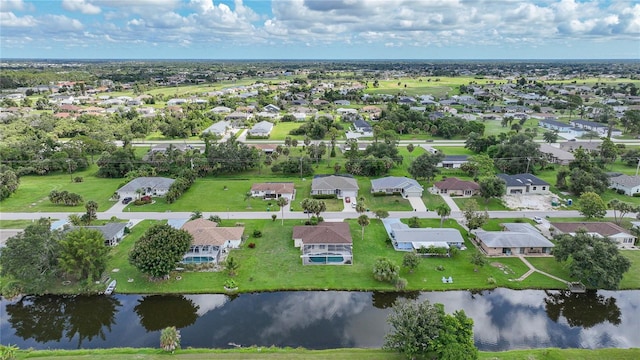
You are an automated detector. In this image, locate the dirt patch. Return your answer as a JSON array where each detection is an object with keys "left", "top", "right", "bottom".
[
  {"left": 490, "top": 262, "right": 516, "bottom": 275},
  {"left": 502, "top": 194, "right": 565, "bottom": 211}
]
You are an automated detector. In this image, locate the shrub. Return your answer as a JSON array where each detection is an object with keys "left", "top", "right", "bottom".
[
  {"left": 252, "top": 229, "right": 263, "bottom": 238},
  {"left": 394, "top": 277, "right": 408, "bottom": 290},
  {"left": 436, "top": 265, "right": 445, "bottom": 271},
  {"left": 73, "top": 176, "right": 84, "bottom": 183},
  {"left": 312, "top": 194, "right": 337, "bottom": 199},
  {"left": 487, "top": 277, "right": 497, "bottom": 285},
  {"left": 633, "top": 193, "right": 640, "bottom": 197},
  {"left": 224, "top": 278, "right": 238, "bottom": 289},
  {"left": 248, "top": 242, "right": 256, "bottom": 249},
  {"left": 160, "top": 326, "right": 181, "bottom": 353},
  {"left": 373, "top": 191, "right": 388, "bottom": 197}
]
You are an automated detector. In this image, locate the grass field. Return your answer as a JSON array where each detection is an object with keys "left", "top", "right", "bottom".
[
  {"left": 12, "top": 348, "right": 640, "bottom": 360},
  {"left": 0, "top": 165, "right": 123, "bottom": 213},
  {"left": 90, "top": 217, "right": 579, "bottom": 295}
]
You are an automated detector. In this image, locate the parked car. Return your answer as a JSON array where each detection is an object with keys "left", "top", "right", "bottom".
[
  {"left": 345, "top": 197, "right": 350, "bottom": 203},
  {"left": 351, "top": 202, "right": 357, "bottom": 208},
  {"left": 121, "top": 197, "right": 133, "bottom": 205},
  {"left": 532, "top": 216, "right": 544, "bottom": 224}
]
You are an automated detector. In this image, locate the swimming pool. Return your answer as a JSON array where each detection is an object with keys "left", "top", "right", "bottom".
[
  {"left": 308, "top": 254, "right": 345, "bottom": 264},
  {"left": 182, "top": 256, "right": 215, "bottom": 264}
]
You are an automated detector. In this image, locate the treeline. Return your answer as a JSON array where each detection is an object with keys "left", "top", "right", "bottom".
[{"left": 377, "top": 105, "right": 485, "bottom": 139}]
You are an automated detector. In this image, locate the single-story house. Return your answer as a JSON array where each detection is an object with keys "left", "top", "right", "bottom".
[
  {"left": 81, "top": 222, "right": 127, "bottom": 246},
  {"left": 116, "top": 177, "right": 175, "bottom": 200},
  {"left": 248, "top": 120, "right": 274, "bottom": 137},
  {"left": 437, "top": 155, "right": 468, "bottom": 169},
  {"left": 353, "top": 119, "right": 373, "bottom": 133},
  {"left": 609, "top": 174, "right": 640, "bottom": 196},
  {"left": 432, "top": 177, "right": 479, "bottom": 197},
  {"left": 250, "top": 182, "right": 295, "bottom": 200},
  {"left": 181, "top": 218, "right": 245, "bottom": 264},
  {"left": 371, "top": 176, "right": 424, "bottom": 198},
  {"left": 570, "top": 119, "right": 622, "bottom": 137},
  {"left": 559, "top": 141, "right": 601, "bottom": 153},
  {"left": 263, "top": 104, "right": 281, "bottom": 113},
  {"left": 211, "top": 106, "right": 232, "bottom": 114},
  {"left": 293, "top": 222, "right": 353, "bottom": 265},
  {"left": 311, "top": 175, "right": 359, "bottom": 199},
  {"left": 538, "top": 143, "right": 575, "bottom": 165},
  {"left": 203, "top": 120, "right": 232, "bottom": 137},
  {"left": 539, "top": 119, "right": 573, "bottom": 132},
  {"left": 472, "top": 223, "right": 554, "bottom": 256},
  {"left": 381, "top": 218, "right": 464, "bottom": 252},
  {"left": 497, "top": 173, "right": 550, "bottom": 195},
  {"left": 550, "top": 222, "right": 636, "bottom": 247}
]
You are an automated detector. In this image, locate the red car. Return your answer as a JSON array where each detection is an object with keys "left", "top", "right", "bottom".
[{"left": 345, "top": 197, "right": 350, "bottom": 203}]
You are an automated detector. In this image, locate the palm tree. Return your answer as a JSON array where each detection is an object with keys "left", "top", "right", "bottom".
[
  {"left": 85, "top": 200, "right": 98, "bottom": 225},
  {"left": 357, "top": 214, "right": 370, "bottom": 241},
  {"left": 435, "top": 204, "right": 451, "bottom": 228},
  {"left": 277, "top": 197, "right": 289, "bottom": 225},
  {"left": 356, "top": 203, "right": 366, "bottom": 215}
]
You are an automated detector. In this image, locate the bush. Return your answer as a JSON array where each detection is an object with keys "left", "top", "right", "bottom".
[
  {"left": 373, "top": 191, "right": 388, "bottom": 197},
  {"left": 224, "top": 278, "right": 238, "bottom": 289},
  {"left": 312, "top": 194, "right": 337, "bottom": 199},
  {"left": 436, "top": 265, "right": 445, "bottom": 271},
  {"left": 487, "top": 277, "right": 497, "bottom": 285},
  {"left": 73, "top": 176, "right": 84, "bottom": 183},
  {"left": 160, "top": 326, "right": 181, "bottom": 353},
  {"left": 252, "top": 229, "right": 263, "bottom": 238},
  {"left": 394, "top": 277, "right": 408, "bottom": 290},
  {"left": 633, "top": 193, "right": 640, "bottom": 197},
  {"left": 248, "top": 242, "right": 256, "bottom": 249}
]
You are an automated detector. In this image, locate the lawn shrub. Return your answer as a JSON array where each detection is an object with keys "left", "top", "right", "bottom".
[
  {"left": 248, "top": 242, "right": 256, "bottom": 248},
  {"left": 436, "top": 265, "right": 445, "bottom": 271},
  {"left": 252, "top": 230, "right": 262, "bottom": 238},
  {"left": 312, "top": 194, "right": 337, "bottom": 199},
  {"left": 73, "top": 176, "right": 84, "bottom": 183},
  {"left": 373, "top": 192, "right": 388, "bottom": 197}
]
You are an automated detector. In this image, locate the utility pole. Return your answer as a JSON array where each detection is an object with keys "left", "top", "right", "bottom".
[
  {"left": 636, "top": 158, "right": 640, "bottom": 176},
  {"left": 525, "top": 157, "right": 531, "bottom": 174}
]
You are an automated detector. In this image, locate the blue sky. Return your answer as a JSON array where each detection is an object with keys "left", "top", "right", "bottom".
[{"left": 1, "top": 0, "right": 639, "bottom": 59}]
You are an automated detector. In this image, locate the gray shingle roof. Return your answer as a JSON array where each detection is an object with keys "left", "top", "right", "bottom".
[
  {"left": 610, "top": 174, "right": 640, "bottom": 188},
  {"left": 79, "top": 222, "right": 126, "bottom": 240},
  {"left": 497, "top": 173, "right": 549, "bottom": 187},
  {"left": 371, "top": 176, "right": 423, "bottom": 192},
  {"left": 472, "top": 222, "right": 554, "bottom": 248},
  {"left": 312, "top": 175, "right": 359, "bottom": 191},
  {"left": 117, "top": 177, "right": 175, "bottom": 193}
]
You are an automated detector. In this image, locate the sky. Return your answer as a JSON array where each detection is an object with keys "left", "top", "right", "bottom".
[{"left": 0, "top": 0, "right": 639, "bottom": 60}]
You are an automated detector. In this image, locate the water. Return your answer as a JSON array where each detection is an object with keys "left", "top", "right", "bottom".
[{"left": 1, "top": 289, "right": 639, "bottom": 350}]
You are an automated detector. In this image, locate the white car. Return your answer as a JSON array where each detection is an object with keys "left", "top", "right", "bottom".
[{"left": 532, "top": 216, "right": 544, "bottom": 224}]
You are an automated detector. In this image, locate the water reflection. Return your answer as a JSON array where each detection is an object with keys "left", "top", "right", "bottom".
[
  {"left": 134, "top": 295, "right": 199, "bottom": 331},
  {"left": 544, "top": 290, "right": 621, "bottom": 328},
  {"left": 6, "top": 295, "right": 121, "bottom": 347},
  {"left": 1, "top": 290, "right": 638, "bottom": 351},
  {"left": 371, "top": 291, "right": 420, "bottom": 309}
]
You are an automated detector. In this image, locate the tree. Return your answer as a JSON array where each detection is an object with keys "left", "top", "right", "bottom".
[
  {"left": 543, "top": 130, "right": 559, "bottom": 143},
  {"left": 129, "top": 224, "right": 192, "bottom": 279},
  {"left": 384, "top": 299, "right": 477, "bottom": 360},
  {"left": 554, "top": 231, "right": 631, "bottom": 289},
  {"left": 460, "top": 154, "right": 495, "bottom": 179},
  {"left": 406, "top": 143, "right": 415, "bottom": 160},
  {"left": 82, "top": 200, "right": 98, "bottom": 225},
  {"left": 0, "top": 218, "right": 61, "bottom": 293},
  {"left": 435, "top": 204, "right": 451, "bottom": 228},
  {"left": 402, "top": 252, "right": 420, "bottom": 273},
  {"left": 478, "top": 176, "right": 506, "bottom": 204},
  {"left": 189, "top": 210, "right": 202, "bottom": 220},
  {"left": 160, "top": 326, "right": 181, "bottom": 353},
  {"left": 470, "top": 250, "right": 486, "bottom": 272},
  {"left": 355, "top": 202, "right": 366, "bottom": 214},
  {"left": 408, "top": 152, "right": 444, "bottom": 181},
  {"left": 608, "top": 200, "right": 638, "bottom": 225},
  {"left": 277, "top": 197, "right": 289, "bottom": 225},
  {"left": 225, "top": 256, "right": 239, "bottom": 277},
  {"left": 357, "top": 214, "right": 370, "bottom": 241},
  {"left": 0, "top": 168, "right": 20, "bottom": 201},
  {"left": 58, "top": 228, "right": 109, "bottom": 282},
  {"left": 578, "top": 192, "right": 607, "bottom": 219},
  {"left": 372, "top": 257, "right": 399, "bottom": 283},
  {"left": 463, "top": 199, "right": 489, "bottom": 231},
  {"left": 374, "top": 209, "right": 389, "bottom": 220}
]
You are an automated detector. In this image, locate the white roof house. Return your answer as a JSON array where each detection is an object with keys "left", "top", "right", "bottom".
[
  {"left": 609, "top": 175, "right": 640, "bottom": 196},
  {"left": 116, "top": 177, "right": 175, "bottom": 199},
  {"left": 203, "top": 120, "right": 232, "bottom": 136},
  {"left": 311, "top": 175, "right": 359, "bottom": 199}
]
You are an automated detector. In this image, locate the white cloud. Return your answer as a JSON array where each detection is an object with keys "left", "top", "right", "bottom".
[
  {"left": 0, "top": 0, "right": 27, "bottom": 12},
  {"left": 0, "top": 11, "right": 36, "bottom": 27},
  {"left": 62, "top": 0, "right": 102, "bottom": 15},
  {"left": 40, "top": 15, "right": 84, "bottom": 32}
]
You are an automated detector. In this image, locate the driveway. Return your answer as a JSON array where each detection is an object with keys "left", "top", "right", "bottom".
[
  {"left": 407, "top": 196, "right": 427, "bottom": 212},
  {"left": 104, "top": 200, "right": 128, "bottom": 214},
  {"left": 342, "top": 198, "right": 356, "bottom": 212},
  {"left": 439, "top": 194, "right": 461, "bottom": 212}
]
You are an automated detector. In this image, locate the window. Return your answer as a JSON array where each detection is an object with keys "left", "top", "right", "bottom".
[
  {"left": 542, "top": 186, "right": 546, "bottom": 190},
  {"left": 533, "top": 186, "right": 537, "bottom": 190}
]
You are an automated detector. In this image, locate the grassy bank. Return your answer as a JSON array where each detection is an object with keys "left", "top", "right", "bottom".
[{"left": 11, "top": 347, "right": 640, "bottom": 360}]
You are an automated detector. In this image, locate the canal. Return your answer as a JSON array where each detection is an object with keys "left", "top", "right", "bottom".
[{"left": 1, "top": 289, "right": 638, "bottom": 350}]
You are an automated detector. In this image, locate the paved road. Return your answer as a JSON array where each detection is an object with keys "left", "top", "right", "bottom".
[{"left": 0, "top": 210, "right": 633, "bottom": 222}]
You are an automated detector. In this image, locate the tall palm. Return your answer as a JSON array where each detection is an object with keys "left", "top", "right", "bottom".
[
  {"left": 357, "top": 214, "right": 370, "bottom": 241},
  {"left": 277, "top": 197, "right": 289, "bottom": 225},
  {"left": 436, "top": 203, "right": 451, "bottom": 228}
]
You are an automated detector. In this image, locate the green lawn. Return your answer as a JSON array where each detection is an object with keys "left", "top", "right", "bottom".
[
  {"left": 357, "top": 179, "right": 413, "bottom": 212},
  {"left": 94, "top": 218, "right": 575, "bottom": 295},
  {"left": 269, "top": 122, "right": 310, "bottom": 140},
  {"left": 0, "top": 220, "right": 42, "bottom": 229},
  {"left": 620, "top": 251, "right": 640, "bottom": 289},
  {"left": 13, "top": 348, "right": 640, "bottom": 360},
  {"left": 454, "top": 196, "right": 510, "bottom": 211},
  {"left": 0, "top": 165, "right": 123, "bottom": 213}
]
